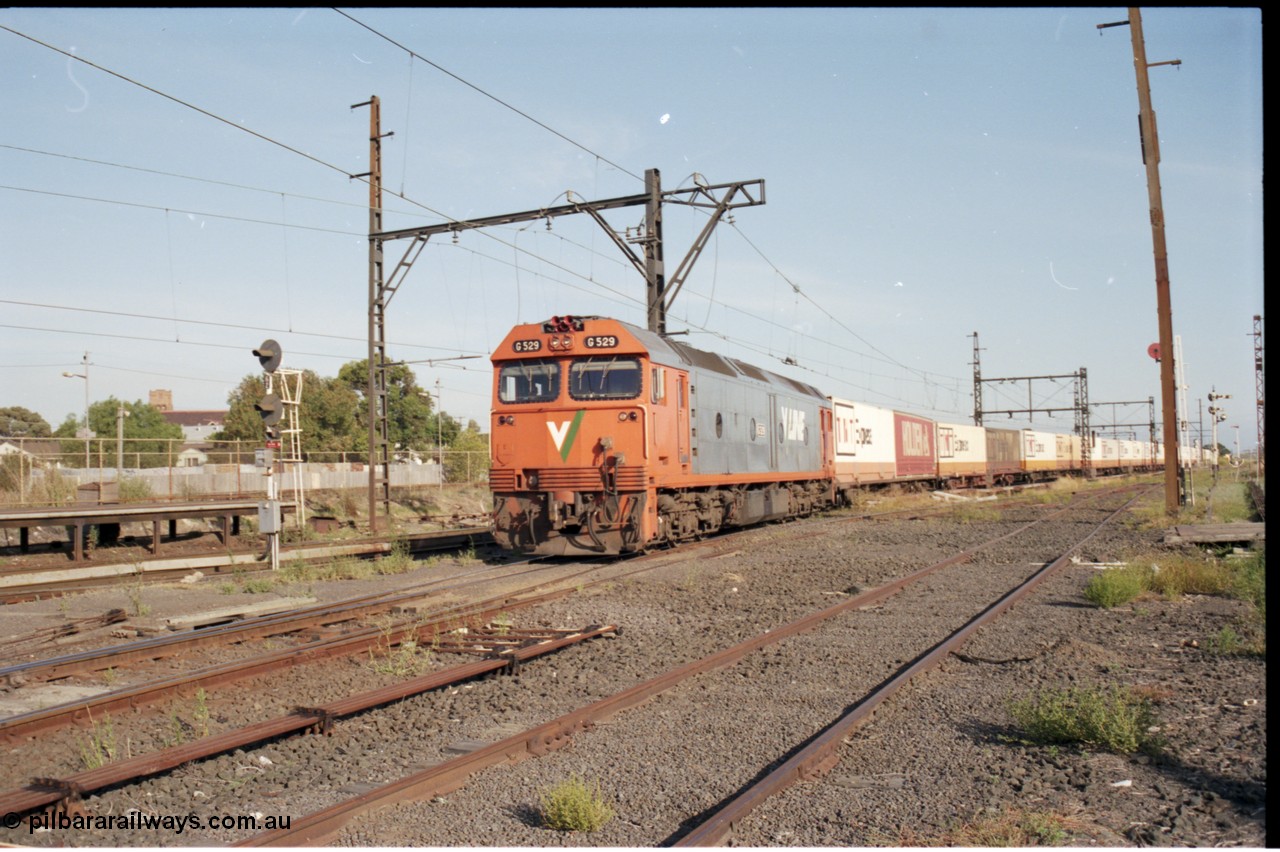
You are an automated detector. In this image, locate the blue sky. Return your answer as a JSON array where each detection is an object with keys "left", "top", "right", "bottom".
[{"left": 0, "top": 8, "right": 1263, "bottom": 453}]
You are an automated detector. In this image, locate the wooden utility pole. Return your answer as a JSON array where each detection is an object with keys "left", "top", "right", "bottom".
[{"left": 1100, "top": 8, "right": 1182, "bottom": 513}]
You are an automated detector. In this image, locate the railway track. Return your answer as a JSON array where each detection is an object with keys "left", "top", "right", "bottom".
[
  {"left": 0, "top": 525, "right": 491, "bottom": 604},
  {"left": 0, "top": 484, "right": 1158, "bottom": 845},
  {"left": 230, "top": 488, "right": 1145, "bottom": 846}
]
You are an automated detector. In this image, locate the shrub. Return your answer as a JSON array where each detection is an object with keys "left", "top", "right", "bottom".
[
  {"left": 1083, "top": 566, "right": 1148, "bottom": 609},
  {"left": 1142, "top": 552, "right": 1231, "bottom": 598},
  {"left": 1010, "top": 685, "right": 1159, "bottom": 754},
  {"left": 117, "top": 476, "right": 153, "bottom": 503},
  {"left": 1231, "top": 547, "right": 1266, "bottom": 616},
  {"left": 375, "top": 540, "right": 416, "bottom": 575},
  {"left": 539, "top": 776, "right": 614, "bottom": 833}
]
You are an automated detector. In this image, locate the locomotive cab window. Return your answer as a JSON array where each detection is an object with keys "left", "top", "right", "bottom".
[
  {"left": 569, "top": 357, "right": 642, "bottom": 400},
  {"left": 498, "top": 359, "right": 560, "bottom": 404},
  {"left": 650, "top": 367, "right": 666, "bottom": 404}
]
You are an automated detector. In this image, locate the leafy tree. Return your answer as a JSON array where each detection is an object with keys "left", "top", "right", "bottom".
[
  {"left": 446, "top": 421, "right": 490, "bottom": 482},
  {"left": 211, "top": 372, "right": 363, "bottom": 461},
  {"left": 52, "top": 399, "right": 183, "bottom": 468},
  {"left": 209, "top": 362, "right": 467, "bottom": 464},
  {"left": 336, "top": 360, "right": 460, "bottom": 456},
  {"left": 0, "top": 406, "right": 53, "bottom": 437}
]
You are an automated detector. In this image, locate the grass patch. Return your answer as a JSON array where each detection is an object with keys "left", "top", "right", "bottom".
[
  {"left": 280, "top": 555, "right": 376, "bottom": 584},
  {"left": 1083, "top": 566, "right": 1148, "bottom": 609},
  {"left": 77, "top": 713, "right": 119, "bottom": 770},
  {"left": 1231, "top": 547, "right": 1266, "bottom": 616},
  {"left": 365, "top": 616, "right": 435, "bottom": 677},
  {"left": 375, "top": 540, "right": 416, "bottom": 575},
  {"left": 1144, "top": 552, "right": 1233, "bottom": 598},
  {"left": 951, "top": 503, "right": 1003, "bottom": 523},
  {"left": 898, "top": 807, "right": 1081, "bottom": 847},
  {"left": 117, "top": 476, "right": 153, "bottom": 503},
  {"left": 1130, "top": 475, "right": 1257, "bottom": 529},
  {"left": 1010, "top": 685, "right": 1160, "bottom": 754},
  {"left": 539, "top": 776, "right": 614, "bottom": 833}
]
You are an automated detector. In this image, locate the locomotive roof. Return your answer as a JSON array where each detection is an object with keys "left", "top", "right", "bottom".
[{"left": 621, "top": 320, "right": 826, "bottom": 401}]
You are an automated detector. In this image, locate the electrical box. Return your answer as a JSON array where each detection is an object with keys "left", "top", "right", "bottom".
[
  {"left": 255, "top": 448, "right": 274, "bottom": 469},
  {"left": 258, "top": 499, "right": 281, "bottom": 535}
]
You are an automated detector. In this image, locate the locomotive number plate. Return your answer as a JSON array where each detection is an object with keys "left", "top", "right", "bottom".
[
  {"left": 512, "top": 339, "right": 542, "bottom": 353},
  {"left": 584, "top": 335, "right": 618, "bottom": 349}
]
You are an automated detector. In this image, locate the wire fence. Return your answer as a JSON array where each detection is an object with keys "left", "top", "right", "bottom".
[{"left": 0, "top": 436, "right": 490, "bottom": 509}]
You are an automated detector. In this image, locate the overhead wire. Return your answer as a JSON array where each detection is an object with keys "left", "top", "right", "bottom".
[
  {"left": 333, "top": 8, "right": 642, "bottom": 183},
  {"left": 6, "top": 18, "right": 961, "bottom": 416},
  {"left": 0, "top": 299, "right": 486, "bottom": 356}
]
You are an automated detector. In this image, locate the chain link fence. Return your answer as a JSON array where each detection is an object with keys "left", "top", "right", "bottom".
[{"left": 0, "top": 436, "right": 490, "bottom": 509}]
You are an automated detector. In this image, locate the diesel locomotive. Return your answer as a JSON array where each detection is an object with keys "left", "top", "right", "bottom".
[{"left": 488, "top": 315, "right": 1172, "bottom": 556}]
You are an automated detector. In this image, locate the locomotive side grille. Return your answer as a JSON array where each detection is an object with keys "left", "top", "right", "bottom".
[
  {"left": 488, "top": 466, "right": 649, "bottom": 492},
  {"left": 539, "top": 467, "right": 648, "bottom": 491}
]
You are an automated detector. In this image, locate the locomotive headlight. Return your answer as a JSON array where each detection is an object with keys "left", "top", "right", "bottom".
[{"left": 617, "top": 411, "right": 628, "bottom": 422}]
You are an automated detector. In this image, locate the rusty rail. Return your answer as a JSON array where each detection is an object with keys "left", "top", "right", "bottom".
[
  {"left": 1, "top": 557, "right": 582, "bottom": 685},
  {"left": 671, "top": 490, "right": 1148, "bottom": 846},
  {"left": 0, "top": 625, "right": 615, "bottom": 819},
  {"left": 236, "top": 490, "right": 1129, "bottom": 846},
  {"left": 0, "top": 580, "right": 594, "bottom": 744}
]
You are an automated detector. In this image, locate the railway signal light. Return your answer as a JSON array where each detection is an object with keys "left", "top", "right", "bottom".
[
  {"left": 256, "top": 392, "right": 282, "bottom": 441},
  {"left": 254, "top": 339, "right": 282, "bottom": 373}
]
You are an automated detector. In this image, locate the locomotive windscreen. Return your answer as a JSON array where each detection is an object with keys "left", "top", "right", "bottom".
[
  {"left": 498, "top": 360, "right": 560, "bottom": 403},
  {"left": 568, "top": 357, "right": 642, "bottom": 400}
]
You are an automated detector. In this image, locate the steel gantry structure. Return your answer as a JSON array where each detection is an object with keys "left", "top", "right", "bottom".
[
  {"left": 353, "top": 96, "right": 765, "bottom": 529},
  {"left": 970, "top": 332, "right": 1093, "bottom": 476}
]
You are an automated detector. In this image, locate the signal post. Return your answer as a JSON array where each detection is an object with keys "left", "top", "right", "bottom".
[{"left": 253, "top": 339, "right": 284, "bottom": 571}]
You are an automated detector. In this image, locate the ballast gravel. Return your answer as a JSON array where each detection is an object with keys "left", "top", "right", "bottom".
[{"left": 0, "top": 491, "right": 1266, "bottom": 848}]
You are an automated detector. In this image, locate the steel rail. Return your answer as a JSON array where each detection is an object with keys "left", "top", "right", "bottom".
[
  {"left": 0, "top": 625, "right": 616, "bottom": 819},
  {"left": 671, "top": 488, "right": 1149, "bottom": 846},
  {"left": 0, "top": 576, "right": 600, "bottom": 745},
  {"left": 0, "top": 525, "right": 491, "bottom": 602},
  {"left": 1, "top": 556, "right": 569, "bottom": 684},
  {"left": 236, "top": 489, "right": 1128, "bottom": 846},
  {"left": 0, "top": 540, "right": 724, "bottom": 742}
]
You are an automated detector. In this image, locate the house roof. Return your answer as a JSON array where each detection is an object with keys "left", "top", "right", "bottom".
[
  {"left": 161, "top": 410, "right": 227, "bottom": 427},
  {"left": 0, "top": 438, "right": 63, "bottom": 459}
]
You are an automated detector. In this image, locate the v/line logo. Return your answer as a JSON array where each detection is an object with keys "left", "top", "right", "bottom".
[{"left": 546, "top": 410, "right": 586, "bottom": 461}]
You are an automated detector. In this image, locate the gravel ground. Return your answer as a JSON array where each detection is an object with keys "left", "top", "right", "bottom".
[{"left": 0, "top": 487, "right": 1266, "bottom": 848}]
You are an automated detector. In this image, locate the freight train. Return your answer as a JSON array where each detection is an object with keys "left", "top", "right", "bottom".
[{"left": 489, "top": 315, "right": 1189, "bottom": 556}]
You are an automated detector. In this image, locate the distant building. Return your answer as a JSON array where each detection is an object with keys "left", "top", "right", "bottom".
[
  {"left": 152, "top": 390, "right": 228, "bottom": 467},
  {"left": 160, "top": 410, "right": 227, "bottom": 443},
  {"left": 149, "top": 389, "right": 174, "bottom": 412},
  {"left": 0, "top": 438, "right": 63, "bottom": 464}
]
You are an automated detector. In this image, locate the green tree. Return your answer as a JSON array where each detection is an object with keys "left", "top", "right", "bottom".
[
  {"left": 53, "top": 399, "right": 183, "bottom": 468},
  {"left": 336, "top": 360, "right": 460, "bottom": 457},
  {"left": 446, "top": 422, "right": 490, "bottom": 482},
  {"left": 0, "top": 406, "right": 53, "bottom": 437},
  {"left": 211, "top": 371, "right": 364, "bottom": 462}
]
